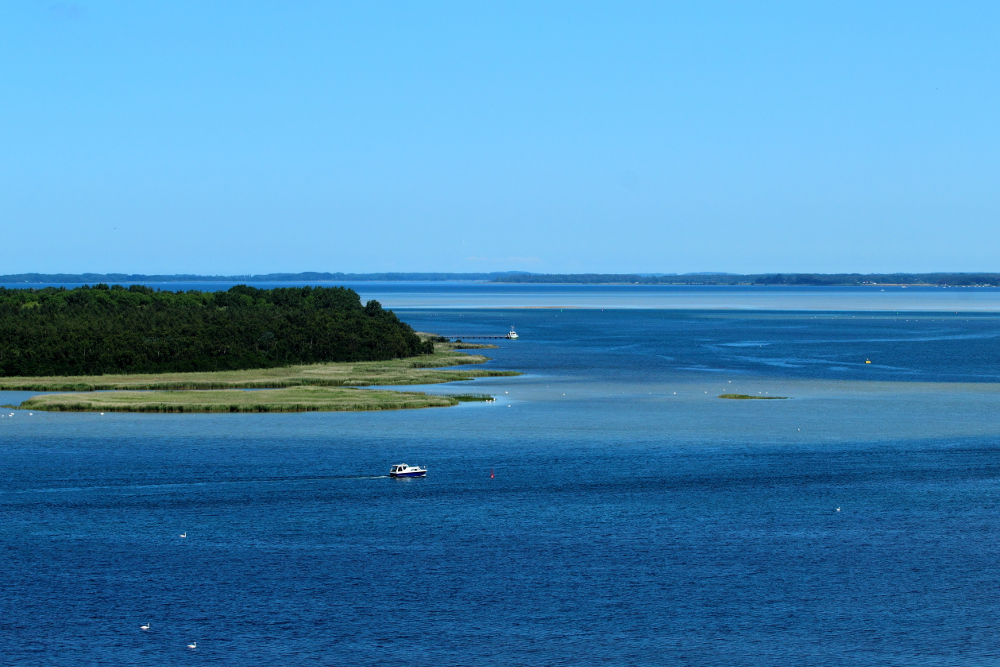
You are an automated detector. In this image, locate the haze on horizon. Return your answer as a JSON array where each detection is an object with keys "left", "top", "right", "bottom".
[{"left": 2, "top": 2, "right": 998, "bottom": 276}]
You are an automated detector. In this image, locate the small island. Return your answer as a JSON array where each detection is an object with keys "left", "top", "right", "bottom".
[
  {"left": 1, "top": 285, "right": 519, "bottom": 412},
  {"left": 719, "top": 393, "right": 789, "bottom": 400}
]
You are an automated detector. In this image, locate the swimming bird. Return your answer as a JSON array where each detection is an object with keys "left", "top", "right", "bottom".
[
  {"left": 187, "top": 642, "right": 197, "bottom": 649},
  {"left": 836, "top": 507, "right": 841, "bottom": 512},
  {"left": 179, "top": 532, "right": 187, "bottom": 538},
  {"left": 140, "top": 623, "right": 150, "bottom": 631}
]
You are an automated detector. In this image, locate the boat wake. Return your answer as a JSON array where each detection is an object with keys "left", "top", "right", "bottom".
[{"left": 6, "top": 474, "right": 395, "bottom": 494}]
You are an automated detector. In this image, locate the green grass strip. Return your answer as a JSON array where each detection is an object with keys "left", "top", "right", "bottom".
[{"left": 718, "top": 393, "right": 789, "bottom": 400}]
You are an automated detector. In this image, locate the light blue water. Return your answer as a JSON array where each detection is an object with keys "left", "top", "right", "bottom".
[
  {"left": 3, "top": 290, "right": 1000, "bottom": 665},
  {"left": 5, "top": 282, "right": 1000, "bottom": 311}
]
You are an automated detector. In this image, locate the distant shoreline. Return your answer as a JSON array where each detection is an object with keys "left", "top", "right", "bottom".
[
  {"left": 2, "top": 272, "right": 999, "bottom": 287},
  {"left": 491, "top": 273, "right": 1000, "bottom": 287}
]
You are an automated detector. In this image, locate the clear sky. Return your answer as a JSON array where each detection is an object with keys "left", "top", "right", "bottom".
[{"left": 2, "top": 2, "right": 998, "bottom": 275}]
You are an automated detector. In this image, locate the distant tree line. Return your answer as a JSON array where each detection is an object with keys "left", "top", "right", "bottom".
[
  {"left": 0, "top": 271, "right": 531, "bottom": 283},
  {"left": 492, "top": 273, "right": 1000, "bottom": 286},
  {"left": 6, "top": 271, "right": 998, "bottom": 287},
  {"left": 0, "top": 284, "right": 433, "bottom": 377}
]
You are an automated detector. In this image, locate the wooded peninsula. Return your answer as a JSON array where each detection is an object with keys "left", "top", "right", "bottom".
[
  {"left": 0, "top": 284, "right": 432, "bottom": 377},
  {"left": 0, "top": 284, "right": 519, "bottom": 412}
]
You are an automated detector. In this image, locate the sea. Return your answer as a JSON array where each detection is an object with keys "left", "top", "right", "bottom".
[{"left": 3, "top": 283, "right": 1000, "bottom": 666}]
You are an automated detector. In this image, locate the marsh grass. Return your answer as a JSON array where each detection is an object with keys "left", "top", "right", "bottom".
[
  {"left": 719, "top": 393, "right": 789, "bottom": 400},
  {"left": 9, "top": 342, "right": 518, "bottom": 413},
  {"left": 446, "top": 393, "right": 496, "bottom": 402},
  {"left": 20, "top": 386, "right": 459, "bottom": 413},
  {"left": 0, "top": 345, "right": 518, "bottom": 392}
]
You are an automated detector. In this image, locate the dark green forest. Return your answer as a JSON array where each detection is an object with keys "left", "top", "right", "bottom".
[{"left": 0, "top": 284, "right": 433, "bottom": 377}]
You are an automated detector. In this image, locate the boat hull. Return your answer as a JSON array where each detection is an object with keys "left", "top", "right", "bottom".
[{"left": 390, "top": 471, "right": 426, "bottom": 478}]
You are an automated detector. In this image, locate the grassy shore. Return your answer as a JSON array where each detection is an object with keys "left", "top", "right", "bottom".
[
  {"left": 0, "top": 344, "right": 517, "bottom": 392},
  {"left": 19, "top": 386, "right": 460, "bottom": 412},
  {"left": 5, "top": 342, "right": 519, "bottom": 413},
  {"left": 719, "top": 393, "right": 789, "bottom": 400}
]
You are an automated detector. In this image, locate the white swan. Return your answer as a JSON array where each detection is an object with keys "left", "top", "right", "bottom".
[
  {"left": 187, "top": 642, "right": 197, "bottom": 649},
  {"left": 140, "top": 623, "right": 150, "bottom": 631},
  {"left": 179, "top": 532, "right": 187, "bottom": 538}
]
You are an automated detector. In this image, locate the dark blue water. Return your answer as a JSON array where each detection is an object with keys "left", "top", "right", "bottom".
[
  {"left": 411, "top": 308, "right": 1000, "bottom": 382},
  {"left": 4, "top": 302, "right": 1000, "bottom": 665}
]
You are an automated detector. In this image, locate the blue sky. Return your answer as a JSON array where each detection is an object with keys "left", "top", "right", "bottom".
[{"left": 2, "top": 1, "right": 998, "bottom": 274}]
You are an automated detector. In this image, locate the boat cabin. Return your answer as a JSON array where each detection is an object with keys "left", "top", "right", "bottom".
[{"left": 389, "top": 463, "right": 427, "bottom": 477}]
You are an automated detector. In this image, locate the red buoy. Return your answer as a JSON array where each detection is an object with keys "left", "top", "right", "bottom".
[{"left": 490, "top": 468, "right": 494, "bottom": 479}]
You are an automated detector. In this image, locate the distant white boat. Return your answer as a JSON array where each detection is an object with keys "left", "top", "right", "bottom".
[
  {"left": 389, "top": 464, "right": 426, "bottom": 478},
  {"left": 506, "top": 327, "right": 519, "bottom": 340}
]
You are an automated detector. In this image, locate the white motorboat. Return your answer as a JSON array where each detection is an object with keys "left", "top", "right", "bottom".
[
  {"left": 506, "top": 327, "right": 519, "bottom": 340},
  {"left": 389, "top": 463, "right": 426, "bottom": 478}
]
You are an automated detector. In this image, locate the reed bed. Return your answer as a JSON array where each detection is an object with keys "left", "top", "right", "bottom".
[
  {"left": 20, "top": 386, "right": 459, "bottom": 413},
  {"left": 718, "top": 393, "right": 789, "bottom": 400},
  {"left": 0, "top": 345, "right": 518, "bottom": 392},
  {"left": 9, "top": 342, "right": 516, "bottom": 413},
  {"left": 446, "top": 393, "right": 497, "bottom": 402}
]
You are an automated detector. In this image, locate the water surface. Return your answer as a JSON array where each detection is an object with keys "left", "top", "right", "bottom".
[
  {"left": 5, "top": 281, "right": 1000, "bottom": 311},
  {"left": 3, "top": 292, "right": 1000, "bottom": 665}
]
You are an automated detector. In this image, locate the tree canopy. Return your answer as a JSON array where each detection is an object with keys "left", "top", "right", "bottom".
[{"left": 0, "top": 284, "right": 432, "bottom": 376}]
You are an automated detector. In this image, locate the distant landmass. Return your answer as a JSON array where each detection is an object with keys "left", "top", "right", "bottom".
[
  {"left": 0, "top": 272, "right": 529, "bottom": 283},
  {"left": 1, "top": 272, "right": 999, "bottom": 286},
  {"left": 493, "top": 273, "right": 1000, "bottom": 286}
]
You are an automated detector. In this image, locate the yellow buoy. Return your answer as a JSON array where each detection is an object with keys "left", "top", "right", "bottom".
[{"left": 865, "top": 359, "right": 871, "bottom": 364}]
